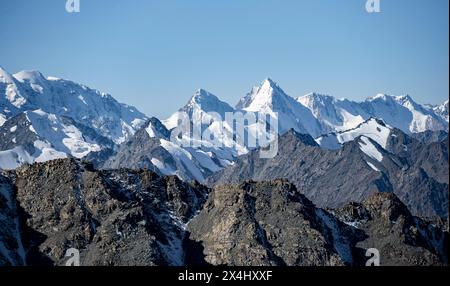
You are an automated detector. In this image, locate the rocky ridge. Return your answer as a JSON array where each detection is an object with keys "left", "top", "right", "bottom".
[{"left": 0, "top": 160, "right": 447, "bottom": 266}]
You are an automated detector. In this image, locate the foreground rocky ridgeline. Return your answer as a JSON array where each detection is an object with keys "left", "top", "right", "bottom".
[
  {"left": 187, "top": 181, "right": 448, "bottom": 266},
  {"left": 0, "top": 159, "right": 208, "bottom": 266},
  {"left": 0, "top": 159, "right": 448, "bottom": 266}
]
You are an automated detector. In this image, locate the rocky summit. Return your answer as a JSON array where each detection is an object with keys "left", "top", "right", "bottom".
[
  {"left": 0, "top": 160, "right": 447, "bottom": 266},
  {"left": 0, "top": 159, "right": 208, "bottom": 266},
  {"left": 187, "top": 180, "right": 448, "bottom": 266}
]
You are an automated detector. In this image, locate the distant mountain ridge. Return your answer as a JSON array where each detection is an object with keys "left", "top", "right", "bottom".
[{"left": 1, "top": 68, "right": 448, "bottom": 185}]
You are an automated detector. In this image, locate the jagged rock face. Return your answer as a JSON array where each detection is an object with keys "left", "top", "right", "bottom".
[
  {"left": 0, "top": 175, "right": 26, "bottom": 265},
  {"left": 335, "top": 193, "right": 448, "bottom": 266},
  {"left": 0, "top": 113, "right": 39, "bottom": 154},
  {"left": 188, "top": 182, "right": 448, "bottom": 266},
  {"left": 187, "top": 180, "right": 362, "bottom": 266},
  {"left": 383, "top": 129, "right": 449, "bottom": 219},
  {"left": 100, "top": 120, "right": 169, "bottom": 174},
  {"left": 7, "top": 159, "right": 208, "bottom": 266},
  {"left": 386, "top": 129, "right": 449, "bottom": 184},
  {"left": 208, "top": 129, "right": 449, "bottom": 219},
  {"left": 411, "top": 130, "right": 449, "bottom": 144}
]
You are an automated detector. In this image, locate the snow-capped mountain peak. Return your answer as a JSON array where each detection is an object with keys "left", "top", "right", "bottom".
[
  {"left": 184, "top": 88, "right": 234, "bottom": 114},
  {"left": 0, "top": 67, "right": 148, "bottom": 144},
  {"left": 236, "top": 78, "right": 287, "bottom": 112},
  {"left": 297, "top": 93, "right": 337, "bottom": 117},
  {"left": 262, "top": 77, "right": 277, "bottom": 86},
  {"left": 234, "top": 78, "right": 324, "bottom": 136},
  {"left": 361, "top": 93, "right": 447, "bottom": 133},
  {"left": 393, "top": 94, "right": 427, "bottom": 112},
  {"left": 189, "top": 88, "right": 213, "bottom": 103},
  {"left": 164, "top": 89, "right": 234, "bottom": 131},
  {"left": 0, "top": 67, "right": 149, "bottom": 170},
  {"left": 367, "top": 93, "right": 388, "bottom": 100},
  {"left": 13, "top": 70, "right": 48, "bottom": 94},
  {"left": 259, "top": 77, "right": 282, "bottom": 93},
  {"left": 394, "top": 94, "right": 413, "bottom": 102},
  {"left": 0, "top": 67, "right": 27, "bottom": 109},
  {"left": 0, "top": 66, "right": 14, "bottom": 83},
  {"left": 13, "top": 70, "right": 46, "bottom": 83}
]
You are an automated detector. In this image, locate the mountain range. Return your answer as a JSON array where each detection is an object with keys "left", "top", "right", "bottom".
[
  {"left": 0, "top": 67, "right": 448, "bottom": 266},
  {"left": 1, "top": 68, "right": 448, "bottom": 176}
]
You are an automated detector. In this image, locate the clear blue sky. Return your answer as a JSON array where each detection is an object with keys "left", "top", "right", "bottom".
[{"left": 0, "top": 0, "right": 448, "bottom": 118}]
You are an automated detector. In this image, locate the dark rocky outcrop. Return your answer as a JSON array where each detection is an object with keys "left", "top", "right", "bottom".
[
  {"left": 0, "top": 159, "right": 447, "bottom": 266},
  {"left": 334, "top": 193, "right": 448, "bottom": 265},
  {"left": 187, "top": 181, "right": 448, "bottom": 266},
  {"left": 0, "top": 174, "right": 26, "bottom": 265},
  {"left": 0, "top": 113, "right": 39, "bottom": 155},
  {"left": 186, "top": 180, "right": 358, "bottom": 266},
  {"left": 2, "top": 159, "right": 208, "bottom": 266},
  {"left": 411, "top": 130, "right": 448, "bottom": 144}
]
